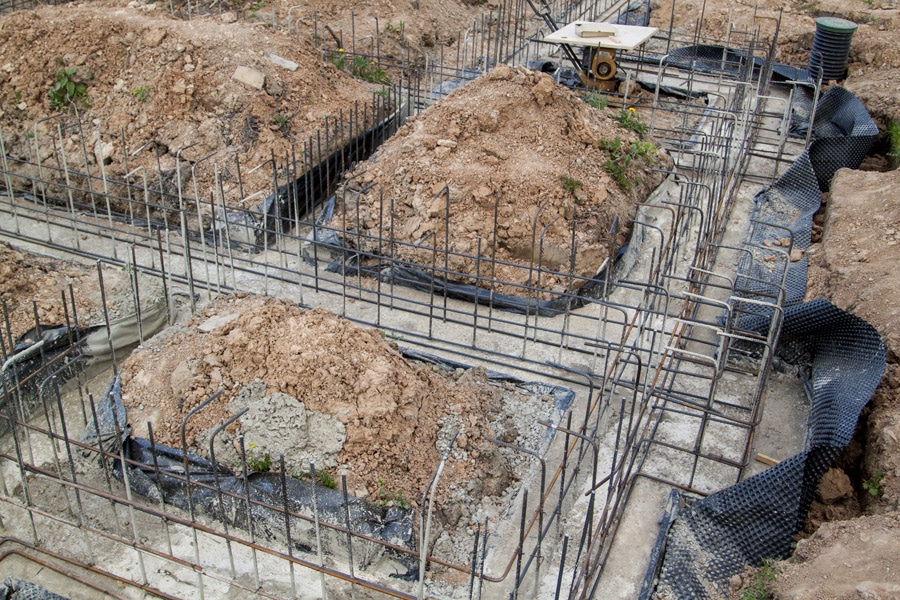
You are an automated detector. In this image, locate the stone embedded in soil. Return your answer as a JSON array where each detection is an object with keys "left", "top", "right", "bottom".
[
  {"left": 232, "top": 65, "right": 266, "bottom": 90},
  {"left": 817, "top": 468, "right": 854, "bottom": 504}
]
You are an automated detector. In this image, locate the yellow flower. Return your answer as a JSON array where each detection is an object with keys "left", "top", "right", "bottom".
[
  {"left": 628, "top": 107, "right": 636, "bottom": 112},
  {"left": 339, "top": 48, "right": 345, "bottom": 53}
]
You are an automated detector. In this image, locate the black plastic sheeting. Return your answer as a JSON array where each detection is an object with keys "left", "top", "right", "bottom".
[
  {"left": 81, "top": 372, "right": 419, "bottom": 573},
  {"left": 737, "top": 86, "right": 877, "bottom": 318},
  {"left": 305, "top": 195, "right": 628, "bottom": 317},
  {"left": 649, "top": 301, "right": 886, "bottom": 598},
  {"left": 644, "top": 87, "right": 885, "bottom": 597},
  {"left": 1, "top": 324, "right": 92, "bottom": 436},
  {"left": 80, "top": 351, "right": 575, "bottom": 577},
  {"left": 205, "top": 103, "right": 404, "bottom": 251}
]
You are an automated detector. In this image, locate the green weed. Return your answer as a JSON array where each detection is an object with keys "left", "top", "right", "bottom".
[
  {"left": 297, "top": 467, "right": 337, "bottom": 489},
  {"left": 740, "top": 558, "right": 781, "bottom": 600},
  {"left": 561, "top": 174, "right": 582, "bottom": 196},
  {"left": 383, "top": 20, "right": 404, "bottom": 35},
  {"left": 887, "top": 120, "right": 900, "bottom": 167},
  {"left": 273, "top": 113, "right": 288, "bottom": 125},
  {"left": 349, "top": 56, "right": 390, "bottom": 84},
  {"left": 612, "top": 107, "right": 647, "bottom": 137},
  {"left": 331, "top": 51, "right": 390, "bottom": 84},
  {"left": 376, "top": 477, "right": 408, "bottom": 508},
  {"left": 132, "top": 86, "right": 150, "bottom": 102},
  {"left": 863, "top": 469, "right": 884, "bottom": 497},
  {"left": 248, "top": 452, "right": 272, "bottom": 473},
  {"left": 48, "top": 68, "right": 90, "bottom": 111},
  {"left": 598, "top": 136, "right": 657, "bottom": 193},
  {"left": 317, "top": 469, "right": 336, "bottom": 489},
  {"left": 585, "top": 92, "right": 608, "bottom": 110}
]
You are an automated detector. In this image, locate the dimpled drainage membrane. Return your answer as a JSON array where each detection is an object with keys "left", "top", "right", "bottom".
[{"left": 646, "top": 86, "right": 886, "bottom": 598}]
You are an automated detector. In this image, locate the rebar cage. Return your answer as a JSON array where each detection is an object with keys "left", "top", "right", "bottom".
[{"left": 0, "top": 0, "right": 813, "bottom": 597}]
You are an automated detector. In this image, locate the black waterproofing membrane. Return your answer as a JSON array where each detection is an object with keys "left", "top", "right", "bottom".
[
  {"left": 77, "top": 348, "right": 575, "bottom": 578},
  {"left": 643, "top": 86, "right": 885, "bottom": 598},
  {"left": 304, "top": 195, "right": 630, "bottom": 317},
  {"left": 0, "top": 324, "right": 94, "bottom": 436},
  {"left": 205, "top": 103, "right": 405, "bottom": 251}
]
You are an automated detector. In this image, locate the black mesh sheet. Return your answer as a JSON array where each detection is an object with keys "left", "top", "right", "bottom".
[
  {"left": 734, "top": 86, "right": 876, "bottom": 320},
  {"left": 806, "top": 86, "right": 878, "bottom": 191},
  {"left": 648, "top": 87, "right": 885, "bottom": 598},
  {"left": 653, "top": 301, "right": 885, "bottom": 598},
  {"left": 0, "top": 578, "right": 68, "bottom": 600}
]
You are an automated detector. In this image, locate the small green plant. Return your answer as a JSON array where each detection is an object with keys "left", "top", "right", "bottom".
[
  {"left": 862, "top": 469, "right": 884, "bottom": 497},
  {"left": 331, "top": 48, "right": 346, "bottom": 71},
  {"left": 376, "top": 477, "right": 409, "bottom": 508},
  {"left": 740, "top": 558, "right": 781, "bottom": 600},
  {"left": 316, "top": 469, "right": 336, "bottom": 489},
  {"left": 383, "top": 20, "right": 404, "bottom": 34},
  {"left": 273, "top": 113, "right": 288, "bottom": 125},
  {"left": 887, "top": 120, "right": 900, "bottom": 167},
  {"left": 598, "top": 136, "right": 657, "bottom": 193},
  {"left": 48, "top": 68, "right": 90, "bottom": 111},
  {"left": 561, "top": 174, "right": 582, "bottom": 196},
  {"left": 612, "top": 107, "right": 647, "bottom": 137},
  {"left": 132, "top": 86, "right": 150, "bottom": 102},
  {"left": 331, "top": 50, "right": 391, "bottom": 84},
  {"left": 349, "top": 56, "right": 390, "bottom": 84},
  {"left": 248, "top": 451, "right": 272, "bottom": 473},
  {"left": 798, "top": 1, "right": 817, "bottom": 14},
  {"left": 585, "top": 92, "right": 608, "bottom": 110},
  {"left": 297, "top": 467, "right": 337, "bottom": 489}
]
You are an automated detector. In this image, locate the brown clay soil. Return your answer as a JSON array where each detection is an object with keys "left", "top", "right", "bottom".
[
  {"left": 0, "top": 1, "right": 389, "bottom": 210},
  {"left": 119, "top": 293, "right": 559, "bottom": 531},
  {"left": 0, "top": 0, "right": 500, "bottom": 217},
  {"left": 334, "top": 64, "right": 668, "bottom": 295},
  {"left": 0, "top": 241, "right": 145, "bottom": 339}
]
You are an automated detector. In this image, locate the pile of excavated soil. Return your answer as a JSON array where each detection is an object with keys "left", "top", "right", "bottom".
[
  {"left": 119, "top": 293, "right": 559, "bottom": 531},
  {"left": 727, "top": 512, "right": 900, "bottom": 599},
  {"left": 151, "top": 0, "right": 491, "bottom": 61},
  {"left": 332, "top": 65, "right": 668, "bottom": 296},
  {"left": 0, "top": 242, "right": 146, "bottom": 339},
  {"left": 0, "top": 1, "right": 380, "bottom": 208}
]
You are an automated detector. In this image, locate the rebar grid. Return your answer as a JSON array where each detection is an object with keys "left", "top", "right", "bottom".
[{"left": 0, "top": 1, "right": 802, "bottom": 597}]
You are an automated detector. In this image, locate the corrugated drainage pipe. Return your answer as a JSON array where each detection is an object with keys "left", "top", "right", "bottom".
[{"left": 809, "top": 16, "right": 858, "bottom": 82}]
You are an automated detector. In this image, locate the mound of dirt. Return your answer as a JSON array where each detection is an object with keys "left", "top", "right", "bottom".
[
  {"left": 119, "top": 293, "right": 560, "bottom": 528},
  {"left": 0, "top": 1, "right": 380, "bottom": 205},
  {"left": 0, "top": 242, "right": 148, "bottom": 339},
  {"left": 332, "top": 65, "right": 668, "bottom": 295}
]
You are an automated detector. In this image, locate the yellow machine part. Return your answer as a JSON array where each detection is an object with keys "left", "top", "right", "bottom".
[
  {"left": 579, "top": 48, "right": 618, "bottom": 91},
  {"left": 592, "top": 50, "right": 617, "bottom": 80}
]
